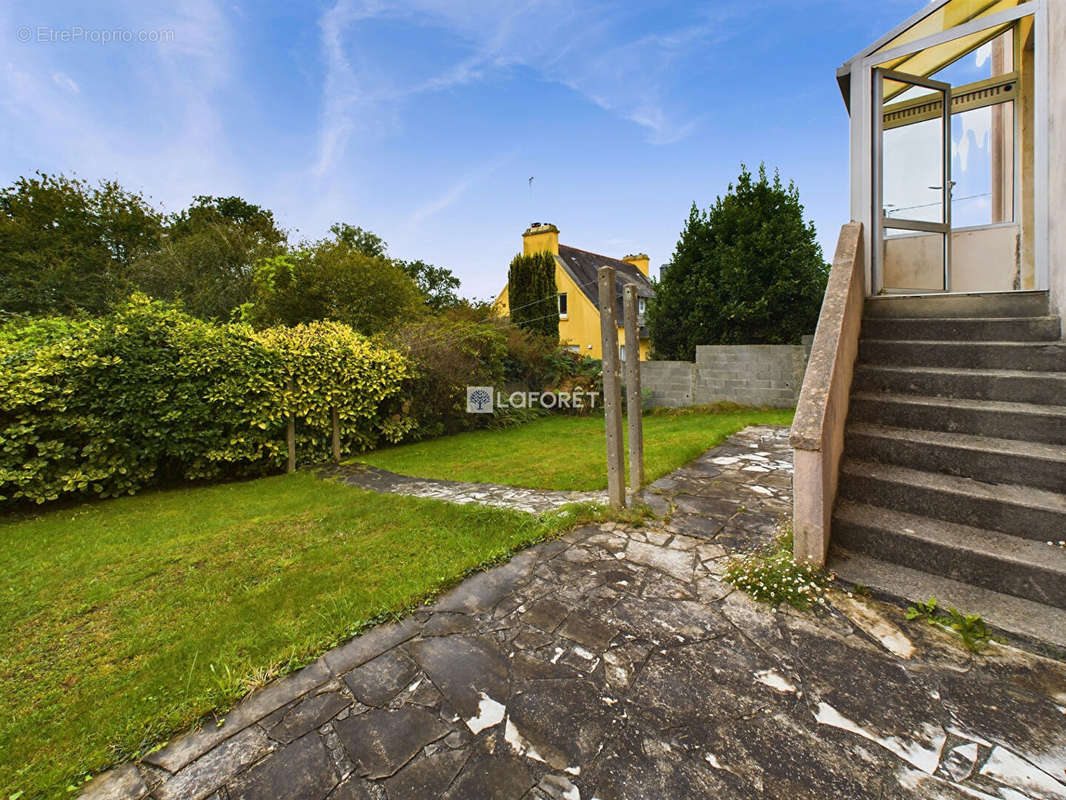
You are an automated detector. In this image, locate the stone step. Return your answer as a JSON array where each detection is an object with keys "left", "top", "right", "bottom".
[
  {"left": 852, "top": 364, "right": 1066, "bottom": 406},
  {"left": 861, "top": 315, "right": 1061, "bottom": 342},
  {"left": 858, "top": 339, "right": 1066, "bottom": 371},
  {"left": 849, "top": 391, "right": 1066, "bottom": 444},
  {"left": 844, "top": 423, "right": 1066, "bottom": 493},
  {"left": 838, "top": 458, "right": 1066, "bottom": 541},
  {"left": 833, "top": 500, "right": 1066, "bottom": 609},
  {"left": 828, "top": 550, "right": 1066, "bottom": 652},
  {"left": 863, "top": 290, "right": 1049, "bottom": 319}
]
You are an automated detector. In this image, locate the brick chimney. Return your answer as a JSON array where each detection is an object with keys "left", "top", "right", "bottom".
[
  {"left": 522, "top": 222, "right": 559, "bottom": 256},
  {"left": 622, "top": 253, "right": 650, "bottom": 276}
]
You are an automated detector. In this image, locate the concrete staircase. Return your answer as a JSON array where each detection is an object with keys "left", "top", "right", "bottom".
[{"left": 828, "top": 291, "right": 1066, "bottom": 645}]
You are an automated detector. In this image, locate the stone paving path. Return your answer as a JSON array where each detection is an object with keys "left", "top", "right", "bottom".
[
  {"left": 321, "top": 425, "right": 794, "bottom": 523},
  {"left": 82, "top": 426, "right": 1066, "bottom": 800},
  {"left": 318, "top": 463, "right": 609, "bottom": 515}
]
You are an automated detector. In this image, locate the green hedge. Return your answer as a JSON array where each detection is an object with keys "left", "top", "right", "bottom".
[{"left": 0, "top": 297, "right": 413, "bottom": 505}]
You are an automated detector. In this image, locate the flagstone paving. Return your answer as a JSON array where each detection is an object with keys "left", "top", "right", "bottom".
[
  {"left": 82, "top": 426, "right": 1066, "bottom": 800},
  {"left": 320, "top": 424, "right": 794, "bottom": 520},
  {"left": 318, "top": 462, "right": 610, "bottom": 515}
]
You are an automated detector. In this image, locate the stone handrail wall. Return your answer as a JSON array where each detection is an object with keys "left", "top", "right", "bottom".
[{"left": 790, "top": 222, "right": 865, "bottom": 565}]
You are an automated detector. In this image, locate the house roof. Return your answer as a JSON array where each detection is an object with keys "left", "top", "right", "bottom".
[{"left": 556, "top": 244, "right": 655, "bottom": 314}]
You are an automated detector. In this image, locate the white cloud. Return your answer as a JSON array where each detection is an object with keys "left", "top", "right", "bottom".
[
  {"left": 0, "top": 0, "right": 236, "bottom": 211},
  {"left": 406, "top": 152, "right": 514, "bottom": 228},
  {"left": 141, "top": 0, "right": 233, "bottom": 181},
  {"left": 313, "top": 0, "right": 751, "bottom": 173},
  {"left": 51, "top": 72, "right": 79, "bottom": 93}
]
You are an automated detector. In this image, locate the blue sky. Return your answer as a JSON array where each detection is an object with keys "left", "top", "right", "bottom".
[{"left": 1, "top": 0, "right": 926, "bottom": 299}]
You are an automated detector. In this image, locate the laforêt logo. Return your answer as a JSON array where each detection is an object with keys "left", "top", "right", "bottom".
[
  {"left": 466, "top": 386, "right": 494, "bottom": 413},
  {"left": 466, "top": 386, "right": 598, "bottom": 413}
]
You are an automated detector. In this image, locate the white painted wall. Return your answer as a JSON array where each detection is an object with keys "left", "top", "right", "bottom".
[{"left": 1049, "top": 1, "right": 1065, "bottom": 327}]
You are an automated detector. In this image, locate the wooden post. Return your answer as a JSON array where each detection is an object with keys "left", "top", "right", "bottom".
[
  {"left": 286, "top": 377, "right": 296, "bottom": 474},
  {"left": 331, "top": 407, "right": 341, "bottom": 464},
  {"left": 598, "top": 266, "right": 625, "bottom": 508},
  {"left": 623, "top": 284, "right": 644, "bottom": 490}
]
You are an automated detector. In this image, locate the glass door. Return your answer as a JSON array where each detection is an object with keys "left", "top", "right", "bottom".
[{"left": 873, "top": 68, "right": 952, "bottom": 293}]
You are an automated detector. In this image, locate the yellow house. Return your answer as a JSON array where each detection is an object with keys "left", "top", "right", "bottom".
[{"left": 494, "top": 223, "right": 654, "bottom": 360}]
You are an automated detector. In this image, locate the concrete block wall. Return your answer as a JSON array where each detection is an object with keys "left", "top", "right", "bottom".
[
  {"left": 639, "top": 360, "right": 694, "bottom": 408},
  {"left": 693, "top": 345, "right": 808, "bottom": 408},
  {"left": 640, "top": 342, "right": 811, "bottom": 409}
]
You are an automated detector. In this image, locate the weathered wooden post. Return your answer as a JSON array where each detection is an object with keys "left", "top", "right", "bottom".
[
  {"left": 331, "top": 407, "right": 341, "bottom": 464},
  {"left": 598, "top": 266, "right": 625, "bottom": 508},
  {"left": 623, "top": 284, "right": 644, "bottom": 490},
  {"left": 286, "top": 377, "right": 296, "bottom": 474}
]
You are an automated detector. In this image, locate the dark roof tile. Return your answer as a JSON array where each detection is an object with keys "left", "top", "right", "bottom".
[{"left": 556, "top": 245, "right": 655, "bottom": 315}]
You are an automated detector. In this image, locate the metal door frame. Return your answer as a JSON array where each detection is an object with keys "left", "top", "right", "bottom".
[
  {"left": 872, "top": 67, "right": 952, "bottom": 294},
  {"left": 846, "top": 2, "right": 1048, "bottom": 297}
]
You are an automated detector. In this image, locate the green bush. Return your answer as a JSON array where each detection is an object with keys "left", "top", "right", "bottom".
[
  {"left": 389, "top": 314, "right": 604, "bottom": 437},
  {"left": 1, "top": 297, "right": 606, "bottom": 507},
  {"left": 257, "top": 321, "right": 415, "bottom": 451},
  {"left": 390, "top": 317, "right": 508, "bottom": 439},
  {"left": 0, "top": 297, "right": 413, "bottom": 505}
]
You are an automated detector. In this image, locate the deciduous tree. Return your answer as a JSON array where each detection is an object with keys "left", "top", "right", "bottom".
[
  {"left": 396, "top": 258, "right": 461, "bottom": 310},
  {"left": 0, "top": 173, "right": 162, "bottom": 315},
  {"left": 130, "top": 195, "right": 286, "bottom": 321},
  {"left": 241, "top": 234, "right": 425, "bottom": 334}
]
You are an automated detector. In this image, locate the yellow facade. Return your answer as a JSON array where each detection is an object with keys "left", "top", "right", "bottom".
[{"left": 494, "top": 224, "right": 651, "bottom": 360}]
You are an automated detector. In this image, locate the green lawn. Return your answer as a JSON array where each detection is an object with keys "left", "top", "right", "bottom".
[
  {"left": 0, "top": 406, "right": 792, "bottom": 798},
  {"left": 0, "top": 474, "right": 586, "bottom": 800},
  {"left": 358, "top": 406, "right": 795, "bottom": 490}
]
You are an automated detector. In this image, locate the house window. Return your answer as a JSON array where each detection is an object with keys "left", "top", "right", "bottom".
[
  {"left": 558, "top": 292, "right": 568, "bottom": 317},
  {"left": 638, "top": 297, "right": 647, "bottom": 315},
  {"left": 619, "top": 344, "right": 626, "bottom": 362}
]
